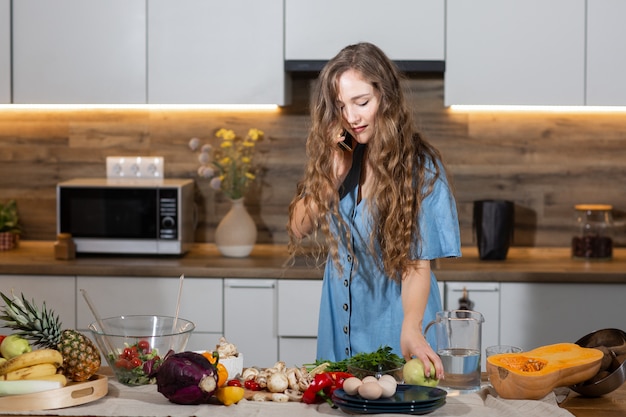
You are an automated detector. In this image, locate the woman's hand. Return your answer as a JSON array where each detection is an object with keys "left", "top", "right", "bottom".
[
  {"left": 401, "top": 325, "right": 444, "bottom": 380},
  {"left": 400, "top": 261, "right": 445, "bottom": 380},
  {"left": 331, "top": 132, "right": 354, "bottom": 190}
]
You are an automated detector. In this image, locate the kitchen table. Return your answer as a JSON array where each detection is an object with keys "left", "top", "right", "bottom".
[{"left": 1, "top": 369, "right": 623, "bottom": 417}]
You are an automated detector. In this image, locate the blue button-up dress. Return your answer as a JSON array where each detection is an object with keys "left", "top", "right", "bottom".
[{"left": 316, "top": 145, "right": 461, "bottom": 361}]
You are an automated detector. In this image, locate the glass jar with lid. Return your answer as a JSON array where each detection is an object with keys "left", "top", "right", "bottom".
[{"left": 571, "top": 204, "right": 614, "bottom": 260}]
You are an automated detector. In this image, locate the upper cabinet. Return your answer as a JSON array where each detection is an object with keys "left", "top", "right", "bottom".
[
  {"left": 148, "top": 0, "right": 289, "bottom": 105},
  {"left": 0, "top": 0, "right": 10, "bottom": 104},
  {"left": 445, "top": 0, "right": 585, "bottom": 106},
  {"left": 10, "top": 0, "right": 288, "bottom": 105},
  {"left": 586, "top": 0, "right": 626, "bottom": 106},
  {"left": 12, "top": 0, "right": 146, "bottom": 104},
  {"left": 285, "top": 0, "right": 444, "bottom": 71}
]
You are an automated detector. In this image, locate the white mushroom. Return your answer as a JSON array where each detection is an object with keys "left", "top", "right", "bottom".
[
  {"left": 215, "top": 336, "right": 239, "bottom": 358},
  {"left": 267, "top": 371, "right": 289, "bottom": 393},
  {"left": 242, "top": 367, "right": 259, "bottom": 381},
  {"left": 252, "top": 393, "right": 267, "bottom": 402},
  {"left": 256, "top": 374, "right": 268, "bottom": 389},
  {"left": 271, "top": 393, "right": 289, "bottom": 403},
  {"left": 284, "top": 389, "right": 303, "bottom": 402},
  {"left": 272, "top": 361, "right": 286, "bottom": 373},
  {"left": 286, "top": 368, "right": 299, "bottom": 390}
]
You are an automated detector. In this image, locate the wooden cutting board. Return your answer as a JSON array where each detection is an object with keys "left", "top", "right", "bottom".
[{"left": 0, "top": 374, "right": 108, "bottom": 412}]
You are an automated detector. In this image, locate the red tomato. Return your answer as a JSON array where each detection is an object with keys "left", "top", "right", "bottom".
[
  {"left": 130, "top": 357, "right": 142, "bottom": 368},
  {"left": 137, "top": 340, "right": 150, "bottom": 352},
  {"left": 227, "top": 379, "right": 242, "bottom": 387},
  {"left": 244, "top": 380, "right": 261, "bottom": 391},
  {"left": 115, "top": 358, "right": 130, "bottom": 369},
  {"left": 122, "top": 347, "right": 134, "bottom": 359}
]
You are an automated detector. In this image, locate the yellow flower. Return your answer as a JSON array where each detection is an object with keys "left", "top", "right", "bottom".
[
  {"left": 248, "top": 128, "right": 264, "bottom": 141},
  {"left": 191, "top": 127, "right": 266, "bottom": 200},
  {"left": 216, "top": 128, "right": 236, "bottom": 141}
]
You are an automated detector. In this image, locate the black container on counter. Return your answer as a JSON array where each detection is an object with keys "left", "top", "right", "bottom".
[
  {"left": 473, "top": 200, "right": 515, "bottom": 260},
  {"left": 572, "top": 204, "right": 613, "bottom": 261}
]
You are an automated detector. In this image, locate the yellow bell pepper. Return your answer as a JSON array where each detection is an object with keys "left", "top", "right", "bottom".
[
  {"left": 215, "top": 386, "right": 245, "bottom": 406},
  {"left": 202, "top": 350, "right": 228, "bottom": 387}
]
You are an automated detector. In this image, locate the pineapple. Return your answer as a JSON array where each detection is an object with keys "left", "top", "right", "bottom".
[{"left": 0, "top": 292, "right": 101, "bottom": 382}]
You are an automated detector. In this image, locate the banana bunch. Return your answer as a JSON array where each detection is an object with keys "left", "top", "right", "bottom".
[{"left": 0, "top": 349, "right": 66, "bottom": 396}]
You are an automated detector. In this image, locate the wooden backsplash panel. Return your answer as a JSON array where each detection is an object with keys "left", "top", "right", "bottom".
[{"left": 1, "top": 76, "right": 625, "bottom": 248}]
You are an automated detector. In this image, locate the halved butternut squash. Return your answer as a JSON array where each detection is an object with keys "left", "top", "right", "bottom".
[{"left": 487, "top": 342, "right": 604, "bottom": 399}]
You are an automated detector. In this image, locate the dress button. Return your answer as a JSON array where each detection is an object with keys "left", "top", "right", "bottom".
[
  {"left": 343, "top": 303, "right": 349, "bottom": 311},
  {"left": 345, "top": 347, "right": 350, "bottom": 356},
  {"left": 347, "top": 255, "right": 352, "bottom": 262},
  {"left": 343, "top": 325, "right": 348, "bottom": 334},
  {"left": 344, "top": 280, "right": 349, "bottom": 287}
]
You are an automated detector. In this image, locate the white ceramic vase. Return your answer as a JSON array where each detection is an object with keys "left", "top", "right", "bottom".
[{"left": 215, "top": 198, "right": 257, "bottom": 258}]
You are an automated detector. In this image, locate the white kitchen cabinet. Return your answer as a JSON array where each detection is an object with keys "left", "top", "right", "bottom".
[
  {"left": 500, "top": 283, "right": 626, "bottom": 351},
  {"left": 76, "top": 276, "right": 223, "bottom": 352},
  {"left": 148, "top": 0, "right": 289, "bottom": 105},
  {"left": 0, "top": 0, "right": 9, "bottom": 104},
  {"left": 285, "top": 0, "right": 444, "bottom": 64},
  {"left": 0, "top": 275, "right": 76, "bottom": 329},
  {"left": 445, "top": 0, "right": 585, "bottom": 106},
  {"left": 277, "top": 280, "right": 322, "bottom": 366},
  {"left": 586, "top": 0, "right": 626, "bottom": 106},
  {"left": 12, "top": 0, "right": 146, "bottom": 104},
  {"left": 444, "top": 282, "right": 499, "bottom": 370},
  {"left": 224, "top": 279, "right": 278, "bottom": 367}
]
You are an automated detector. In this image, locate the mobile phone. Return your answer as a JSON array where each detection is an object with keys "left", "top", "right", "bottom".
[{"left": 337, "top": 130, "right": 354, "bottom": 152}]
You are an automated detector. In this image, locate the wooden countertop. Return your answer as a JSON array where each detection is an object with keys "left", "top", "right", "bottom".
[
  {"left": 1, "top": 241, "right": 626, "bottom": 283},
  {"left": 435, "top": 246, "right": 626, "bottom": 283},
  {"left": 560, "top": 384, "right": 626, "bottom": 417},
  {"left": 0, "top": 241, "right": 322, "bottom": 279}
]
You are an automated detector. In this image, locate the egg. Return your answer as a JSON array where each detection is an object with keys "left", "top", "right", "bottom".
[
  {"left": 342, "top": 377, "right": 363, "bottom": 396},
  {"left": 358, "top": 381, "right": 383, "bottom": 400},
  {"left": 378, "top": 379, "right": 397, "bottom": 398},
  {"left": 378, "top": 374, "right": 398, "bottom": 387},
  {"left": 361, "top": 376, "right": 378, "bottom": 384}
]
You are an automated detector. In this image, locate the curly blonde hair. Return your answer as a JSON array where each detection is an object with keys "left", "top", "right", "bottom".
[{"left": 287, "top": 43, "right": 446, "bottom": 282}]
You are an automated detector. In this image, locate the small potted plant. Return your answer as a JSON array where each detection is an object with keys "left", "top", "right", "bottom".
[{"left": 0, "top": 199, "right": 21, "bottom": 251}]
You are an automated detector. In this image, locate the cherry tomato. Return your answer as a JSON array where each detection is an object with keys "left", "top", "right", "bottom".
[
  {"left": 130, "top": 357, "right": 143, "bottom": 368},
  {"left": 115, "top": 358, "right": 131, "bottom": 369},
  {"left": 244, "top": 380, "right": 261, "bottom": 391},
  {"left": 122, "top": 347, "right": 133, "bottom": 359},
  {"left": 137, "top": 340, "right": 150, "bottom": 352},
  {"left": 227, "top": 379, "right": 242, "bottom": 387}
]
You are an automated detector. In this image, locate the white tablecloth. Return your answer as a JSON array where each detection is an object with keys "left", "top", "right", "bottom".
[{"left": 1, "top": 379, "right": 575, "bottom": 417}]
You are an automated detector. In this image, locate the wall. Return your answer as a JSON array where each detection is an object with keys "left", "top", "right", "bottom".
[{"left": 1, "top": 74, "right": 625, "bottom": 248}]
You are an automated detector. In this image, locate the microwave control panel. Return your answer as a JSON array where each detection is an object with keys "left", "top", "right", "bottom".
[{"left": 158, "top": 188, "right": 179, "bottom": 239}]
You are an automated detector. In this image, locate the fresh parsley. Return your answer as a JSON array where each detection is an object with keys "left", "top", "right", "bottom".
[{"left": 307, "top": 346, "right": 405, "bottom": 372}]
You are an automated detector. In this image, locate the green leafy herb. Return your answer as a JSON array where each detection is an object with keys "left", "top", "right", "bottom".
[{"left": 305, "top": 346, "right": 405, "bottom": 373}]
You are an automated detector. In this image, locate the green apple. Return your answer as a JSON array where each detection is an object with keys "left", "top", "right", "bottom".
[
  {"left": 0, "top": 334, "right": 32, "bottom": 359},
  {"left": 403, "top": 358, "right": 439, "bottom": 387}
]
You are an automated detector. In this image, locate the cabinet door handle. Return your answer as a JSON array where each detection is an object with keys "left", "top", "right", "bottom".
[
  {"left": 225, "top": 279, "right": 276, "bottom": 289},
  {"left": 450, "top": 286, "right": 499, "bottom": 292}
]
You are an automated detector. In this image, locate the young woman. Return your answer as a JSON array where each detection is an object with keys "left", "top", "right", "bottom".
[{"left": 287, "top": 43, "right": 460, "bottom": 381}]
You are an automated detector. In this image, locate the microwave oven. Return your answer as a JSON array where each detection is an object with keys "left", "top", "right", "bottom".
[{"left": 57, "top": 178, "right": 196, "bottom": 255}]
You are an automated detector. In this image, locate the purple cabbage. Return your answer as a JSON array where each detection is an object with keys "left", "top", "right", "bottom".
[{"left": 155, "top": 351, "right": 218, "bottom": 404}]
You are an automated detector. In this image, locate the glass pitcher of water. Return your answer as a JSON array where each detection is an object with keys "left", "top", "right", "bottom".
[{"left": 425, "top": 310, "right": 484, "bottom": 394}]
